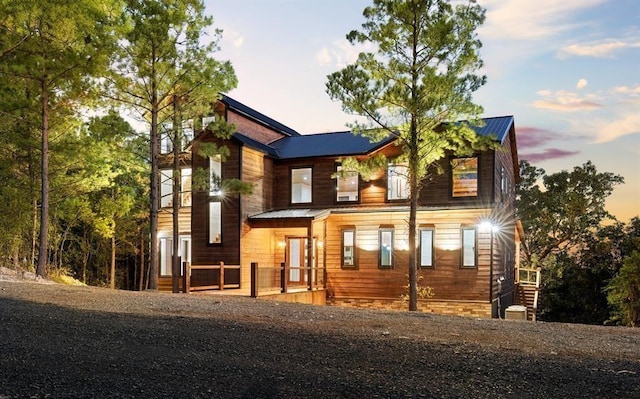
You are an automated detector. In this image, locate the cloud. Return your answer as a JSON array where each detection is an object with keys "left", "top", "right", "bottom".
[
  {"left": 557, "top": 38, "right": 640, "bottom": 59},
  {"left": 611, "top": 84, "right": 640, "bottom": 96},
  {"left": 479, "top": 0, "right": 605, "bottom": 41},
  {"left": 520, "top": 148, "right": 580, "bottom": 163},
  {"left": 533, "top": 89, "right": 602, "bottom": 112},
  {"left": 576, "top": 79, "right": 588, "bottom": 89},
  {"left": 583, "top": 112, "right": 640, "bottom": 143},
  {"left": 516, "top": 126, "right": 557, "bottom": 149},
  {"left": 315, "top": 39, "right": 376, "bottom": 68},
  {"left": 221, "top": 28, "right": 244, "bottom": 49}
]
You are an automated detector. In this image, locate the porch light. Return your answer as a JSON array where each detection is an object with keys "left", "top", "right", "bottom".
[{"left": 479, "top": 220, "right": 499, "bottom": 233}]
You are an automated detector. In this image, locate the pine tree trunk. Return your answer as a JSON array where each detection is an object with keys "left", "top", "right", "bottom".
[
  {"left": 148, "top": 63, "right": 159, "bottom": 289},
  {"left": 110, "top": 233, "right": 116, "bottom": 289},
  {"left": 36, "top": 80, "right": 49, "bottom": 278},
  {"left": 172, "top": 96, "right": 181, "bottom": 293}
]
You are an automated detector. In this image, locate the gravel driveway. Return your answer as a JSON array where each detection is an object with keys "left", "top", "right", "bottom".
[{"left": 0, "top": 280, "right": 639, "bottom": 398}]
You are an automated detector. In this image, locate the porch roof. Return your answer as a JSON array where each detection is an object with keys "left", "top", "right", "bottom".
[{"left": 248, "top": 209, "right": 331, "bottom": 228}]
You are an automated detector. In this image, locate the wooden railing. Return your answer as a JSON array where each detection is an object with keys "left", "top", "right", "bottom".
[
  {"left": 516, "top": 266, "right": 542, "bottom": 321},
  {"left": 250, "top": 262, "right": 326, "bottom": 298},
  {"left": 183, "top": 261, "right": 241, "bottom": 293}
]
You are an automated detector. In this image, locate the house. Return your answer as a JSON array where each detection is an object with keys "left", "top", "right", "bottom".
[{"left": 158, "top": 95, "right": 521, "bottom": 318}]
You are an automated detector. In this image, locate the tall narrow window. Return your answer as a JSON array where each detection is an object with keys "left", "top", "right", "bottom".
[
  {"left": 182, "top": 119, "right": 194, "bottom": 149},
  {"left": 209, "top": 201, "right": 222, "bottom": 244},
  {"left": 181, "top": 168, "right": 192, "bottom": 207},
  {"left": 341, "top": 229, "right": 356, "bottom": 269},
  {"left": 160, "top": 169, "right": 173, "bottom": 208},
  {"left": 159, "top": 237, "right": 172, "bottom": 276},
  {"left": 291, "top": 167, "right": 312, "bottom": 204},
  {"left": 419, "top": 228, "right": 434, "bottom": 268},
  {"left": 209, "top": 155, "right": 222, "bottom": 196},
  {"left": 451, "top": 157, "right": 478, "bottom": 197},
  {"left": 461, "top": 227, "right": 477, "bottom": 267},
  {"left": 336, "top": 165, "right": 359, "bottom": 202},
  {"left": 387, "top": 163, "right": 409, "bottom": 200},
  {"left": 500, "top": 165, "right": 507, "bottom": 202},
  {"left": 379, "top": 228, "right": 394, "bottom": 269}
]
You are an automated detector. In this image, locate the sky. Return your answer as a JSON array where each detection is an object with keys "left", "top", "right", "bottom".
[{"left": 204, "top": 0, "right": 639, "bottom": 223}]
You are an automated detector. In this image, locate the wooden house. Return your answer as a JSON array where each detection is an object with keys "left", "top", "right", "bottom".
[{"left": 159, "top": 95, "right": 521, "bottom": 318}]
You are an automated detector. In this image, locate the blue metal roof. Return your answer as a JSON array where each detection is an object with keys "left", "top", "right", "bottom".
[
  {"left": 221, "top": 94, "right": 301, "bottom": 137},
  {"left": 232, "top": 115, "right": 514, "bottom": 160},
  {"left": 469, "top": 116, "right": 514, "bottom": 143},
  {"left": 269, "top": 131, "right": 395, "bottom": 160}
]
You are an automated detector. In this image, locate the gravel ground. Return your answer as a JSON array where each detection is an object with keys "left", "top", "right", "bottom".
[{"left": 0, "top": 276, "right": 639, "bottom": 398}]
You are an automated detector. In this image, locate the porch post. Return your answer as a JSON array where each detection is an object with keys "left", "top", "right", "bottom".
[{"left": 307, "top": 221, "right": 313, "bottom": 291}]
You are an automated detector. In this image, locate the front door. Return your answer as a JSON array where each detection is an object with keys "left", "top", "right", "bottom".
[{"left": 286, "top": 237, "right": 316, "bottom": 286}]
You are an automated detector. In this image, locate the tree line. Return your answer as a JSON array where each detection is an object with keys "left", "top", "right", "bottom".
[
  {"left": 517, "top": 160, "right": 640, "bottom": 326},
  {"left": 0, "top": 0, "right": 235, "bottom": 289}
]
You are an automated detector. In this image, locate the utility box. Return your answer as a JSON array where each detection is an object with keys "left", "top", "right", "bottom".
[{"left": 505, "top": 305, "right": 528, "bottom": 320}]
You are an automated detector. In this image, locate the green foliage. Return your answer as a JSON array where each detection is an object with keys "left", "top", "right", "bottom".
[
  {"left": 517, "top": 160, "right": 624, "bottom": 264},
  {"left": 607, "top": 251, "right": 640, "bottom": 327}
]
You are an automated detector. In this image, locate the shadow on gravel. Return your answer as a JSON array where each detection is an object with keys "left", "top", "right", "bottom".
[{"left": 0, "top": 297, "right": 638, "bottom": 398}]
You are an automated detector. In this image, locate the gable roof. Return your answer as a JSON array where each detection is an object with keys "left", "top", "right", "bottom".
[
  {"left": 233, "top": 115, "right": 516, "bottom": 161},
  {"left": 220, "top": 95, "right": 300, "bottom": 137},
  {"left": 471, "top": 116, "right": 514, "bottom": 144},
  {"left": 269, "top": 131, "right": 395, "bottom": 160}
]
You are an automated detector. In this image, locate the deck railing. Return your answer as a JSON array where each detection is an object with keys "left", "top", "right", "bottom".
[
  {"left": 250, "top": 262, "right": 326, "bottom": 298},
  {"left": 183, "top": 261, "right": 241, "bottom": 293}
]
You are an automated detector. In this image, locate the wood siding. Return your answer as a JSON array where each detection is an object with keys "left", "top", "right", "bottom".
[
  {"left": 324, "top": 208, "right": 493, "bottom": 302},
  {"left": 227, "top": 109, "right": 287, "bottom": 144},
  {"left": 191, "top": 135, "right": 241, "bottom": 266}
]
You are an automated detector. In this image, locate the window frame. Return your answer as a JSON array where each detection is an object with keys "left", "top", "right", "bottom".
[
  {"left": 418, "top": 227, "right": 435, "bottom": 268},
  {"left": 378, "top": 227, "right": 394, "bottom": 269},
  {"left": 208, "top": 200, "right": 222, "bottom": 245},
  {"left": 451, "top": 156, "right": 479, "bottom": 198},
  {"left": 387, "top": 162, "right": 409, "bottom": 201},
  {"left": 341, "top": 228, "right": 357, "bottom": 269},
  {"left": 335, "top": 164, "right": 360, "bottom": 203},
  {"left": 461, "top": 226, "right": 477, "bottom": 268},
  {"left": 180, "top": 167, "right": 192, "bottom": 207},
  {"left": 160, "top": 169, "right": 173, "bottom": 208},
  {"left": 290, "top": 166, "right": 313, "bottom": 204},
  {"left": 209, "top": 155, "right": 222, "bottom": 197}
]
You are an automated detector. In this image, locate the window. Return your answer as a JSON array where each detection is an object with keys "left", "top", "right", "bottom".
[
  {"left": 461, "top": 227, "right": 477, "bottom": 267},
  {"left": 181, "top": 168, "right": 192, "bottom": 207},
  {"left": 160, "top": 169, "right": 173, "bottom": 208},
  {"left": 209, "top": 155, "right": 222, "bottom": 196},
  {"left": 499, "top": 165, "right": 506, "bottom": 202},
  {"left": 209, "top": 201, "right": 222, "bottom": 244},
  {"left": 336, "top": 165, "right": 359, "bottom": 202},
  {"left": 182, "top": 119, "right": 194, "bottom": 149},
  {"left": 159, "top": 237, "right": 172, "bottom": 276},
  {"left": 387, "top": 163, "right": 409, "bottom": 200},
  {"left": 451, "top": 157, "right": 478, "bottom": 197},
  {"left": 160, "top": 123, "right": 173, "bottom": 154},
  {"left": 291, "top": 167, "right": 312, "bottom": 204},
  {"left": 379, "top": 228, "right": 394, "bottom": 269},
  {"left": 419, "top": 228, "right": 434, "bottom": 268},
  {"left": 202, "top": 115, "right": 216, "bottom": 129},
  {"left": 341, "top": 229, "right": 356, "bottom": 269}
]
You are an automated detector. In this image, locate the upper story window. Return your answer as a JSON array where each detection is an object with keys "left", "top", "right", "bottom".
[
  {"left": 209, "top": 155, "right": 222, "bottom": 196},
  {"left": 160, "top": 169, "right": 173, "bottom": 208},
  {"left": 181, "top": 168, "right": 192, "bottom": 207},
  {"left": 202, "top": 115, "right": 216, "bottom": 129},
  {"left": 451, "top": 157, "right": 478, "bottom": 197},
  {"left": 387, "top": 163, "right": 409, "bottom": 200},
  {"left": 291, "top": 167, "right": 312, "bottom": 204},
  {"left": 461, "top": 226, "right": 477, "bottom": 268},
  {"left": 336, "top": 165, "right": 359, "bottom": 202},
  {"left": 159, "top": 120, "right": 195, "bottom": 154},
  {"left": 160, "top": 168, "right": 192, "bottom": 208}
]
